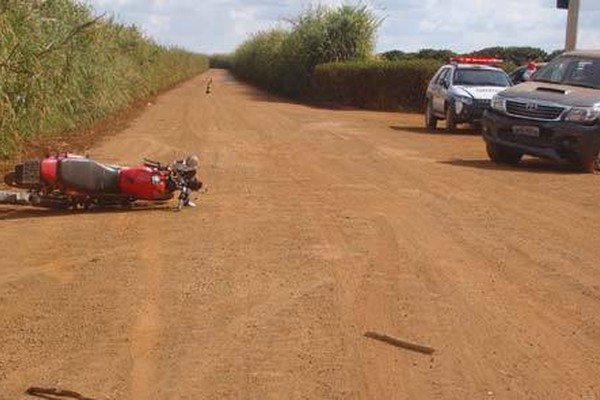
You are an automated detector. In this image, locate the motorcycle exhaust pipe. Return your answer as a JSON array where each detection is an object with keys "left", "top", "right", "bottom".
[{"left": 0, "top": 191, "right": 32, "bottom": 205}]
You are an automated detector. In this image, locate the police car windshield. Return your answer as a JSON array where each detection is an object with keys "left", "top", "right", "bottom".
[
  {"left": 453, "top": 69, "right": 511, "bottom": 87},
  {"left": 533, "top": 57, "right": 600, "bottom": 89}
]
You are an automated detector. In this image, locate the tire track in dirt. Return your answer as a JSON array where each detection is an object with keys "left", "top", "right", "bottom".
[
  {"left": 0, "top": 204, "right": 148, "bottom": 398},
  {"left": 129, "top": 225, "right": 163, "bottom": 400}
]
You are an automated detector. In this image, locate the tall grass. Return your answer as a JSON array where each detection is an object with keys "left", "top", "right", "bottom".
[
  {"left": 310, "top": 59, "right": 442, "bottom": 111},
  {"left": 232, "top": 29, "right": 288, "bottom": 92},
  {"left": 231, "top": 5, "right": 444, "bottom": 111},
  {"left": 0, "top": 0, "right": 208, "bottom": 158},
  {"left": 209, "top": 53, "right": 233, "bottom": 69},
  {"left": 231, "top": 5, "right": 380, "bottom": 97}
]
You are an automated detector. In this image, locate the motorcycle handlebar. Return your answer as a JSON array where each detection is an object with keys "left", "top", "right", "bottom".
[
  {"left": 143, "top": 158, "right": 165, "bottom": 170},
  {"left": 143, "top": 158, "right": 199, "bottom": 179}
]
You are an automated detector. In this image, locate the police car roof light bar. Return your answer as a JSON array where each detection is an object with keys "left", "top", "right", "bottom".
[{"left": 450, "top": 56, "right": 503, "bottom": 65}]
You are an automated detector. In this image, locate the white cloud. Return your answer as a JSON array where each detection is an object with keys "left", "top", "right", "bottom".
[
  {"left": 147, "top": 14, "right": 170, "bottom": 36},
  {"left": 230, "top": 6, "right": 260, "bottom": 37},
  {"left": 85, "top": 0, "right": 600, "bottom": 54},
  {"left": 151, "top": 0, "right": 167, "bottom": 8}
]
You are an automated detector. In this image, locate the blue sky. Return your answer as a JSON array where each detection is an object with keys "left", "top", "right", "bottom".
[{"left": 86, "top": 0, "right": 600, "bottom": 54}]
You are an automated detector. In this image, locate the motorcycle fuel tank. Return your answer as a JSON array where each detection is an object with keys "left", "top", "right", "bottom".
[
  {"left": 118, "top": 167, "right": 173, "bottom": 201},
  {"left": 40, "top": 158, "right": 59, "bottom": 184}
]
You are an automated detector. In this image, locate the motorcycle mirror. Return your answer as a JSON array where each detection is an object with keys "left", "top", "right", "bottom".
[{"left": 185, "top": 154, "right": 199, "bottom": 169}]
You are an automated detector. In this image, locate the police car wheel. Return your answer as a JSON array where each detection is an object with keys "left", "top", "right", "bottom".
[
  {"left": 445, "top": 105, "right": 457, "bottom": 132},
  {"left": 425, "top": 101, "right": 438, "bottom": 130}
]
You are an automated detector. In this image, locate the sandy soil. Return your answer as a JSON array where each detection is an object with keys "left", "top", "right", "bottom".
[{"left": 1, "top": 69, "right": 600, "bottom": 400}]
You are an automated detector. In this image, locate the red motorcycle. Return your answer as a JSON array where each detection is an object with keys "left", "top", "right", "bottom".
[{"left": 2, "top": 153, "right": 203, "bottom": 210}]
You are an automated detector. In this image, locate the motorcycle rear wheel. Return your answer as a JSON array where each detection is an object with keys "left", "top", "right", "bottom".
[{"left": 3, "top": 172, "right": 15, "bottom": 187}]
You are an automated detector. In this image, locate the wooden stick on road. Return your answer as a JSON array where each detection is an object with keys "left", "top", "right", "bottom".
[{"left": 364, "top": 331, "right": 435, "bottom": 355}]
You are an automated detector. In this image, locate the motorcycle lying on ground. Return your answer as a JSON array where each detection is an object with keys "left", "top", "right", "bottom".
[{"left": 1, "top": 153, "right": 203, "bottom": 211}]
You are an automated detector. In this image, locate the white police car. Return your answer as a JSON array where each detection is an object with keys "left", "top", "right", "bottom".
[{"left": 425, "top": 57, "right": 512, "bottom": 132}]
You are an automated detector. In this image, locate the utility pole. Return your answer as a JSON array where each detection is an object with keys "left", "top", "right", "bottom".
[{"left": 565, "top": 0, "right": 580, "bottom": 51}]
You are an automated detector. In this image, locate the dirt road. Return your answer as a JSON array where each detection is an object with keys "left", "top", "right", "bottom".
[{"left": 1, "top": 70, "right": 600, "bottom": 399}]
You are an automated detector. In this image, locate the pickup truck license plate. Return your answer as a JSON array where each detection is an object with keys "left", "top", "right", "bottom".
[{"left": 512, "top": 125, "right": 540, "bottom": 137}]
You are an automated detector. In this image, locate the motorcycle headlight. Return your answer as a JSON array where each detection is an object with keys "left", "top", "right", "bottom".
[
  {"left": 491, "top": 95, "right": 506, "bottom": 113},
  {"left": 565, "top": 107, "right": 600, "bottom": 124},
  {"left": 151, "top": 174, "right": 161, "bottom": 186}
]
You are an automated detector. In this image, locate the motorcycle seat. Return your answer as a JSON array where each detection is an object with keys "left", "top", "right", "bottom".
[{"left": 59, "top": 158, "right": 120, "bottom": 193}]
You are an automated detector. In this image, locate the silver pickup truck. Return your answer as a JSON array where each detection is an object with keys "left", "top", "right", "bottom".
[{"left": 483, "top": 50, "right": 600, "bottom": 172}]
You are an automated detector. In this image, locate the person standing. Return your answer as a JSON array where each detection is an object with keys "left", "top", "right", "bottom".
[{"left": 523, "top": 59, "right": 538, "bottom": 81}]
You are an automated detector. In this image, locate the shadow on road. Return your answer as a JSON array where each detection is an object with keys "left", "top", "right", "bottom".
[
  {"left": 23, "top": 394, "right": 57, "bottom": 400},
  {"left": 440, "top": 158, "right": 585, "bottom": 175},
  {"left": 390, "top": 125, "right": 482, "bottom": 136},
  {"left": 0, "top": 204, "right": 175, "bottom": 221},
  {"left": 237, "top": 85, "right": 382, "bottom": 112},
  {"left": 247, "top": 90, "right": 361, "bottom": 111}
]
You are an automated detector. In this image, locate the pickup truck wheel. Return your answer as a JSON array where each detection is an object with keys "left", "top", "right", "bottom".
[
  {"left": 425, "top": 101, "right": 438, "bottom": 130},
  {"left": 580, "top": 151, "right": 600, "bottom": 173},
  {"left": 486, "top": 143, "right": 523, "bottom": 165},
  {"left": 445, "top": 105, "right": 457, "bottom": 133}
]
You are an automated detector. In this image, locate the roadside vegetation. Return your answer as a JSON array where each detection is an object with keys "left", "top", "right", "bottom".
[
  {"left": 229, "top": 4, "right": 562, "bottom": 112},
  {"left": 231, "top": 5, "right": 380, "bottom": 97},
  {"left": 0, "top": 0, "right": 208, "bottom": 158},
  {"left": 381, "top": 46, "right": 561, "bottom": 65},
  {"left": 311, "top": 59, "right": 442, "bottom": 111},
  {"left": 209, "top": 54, "right": 233, "bottom": 69}
]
